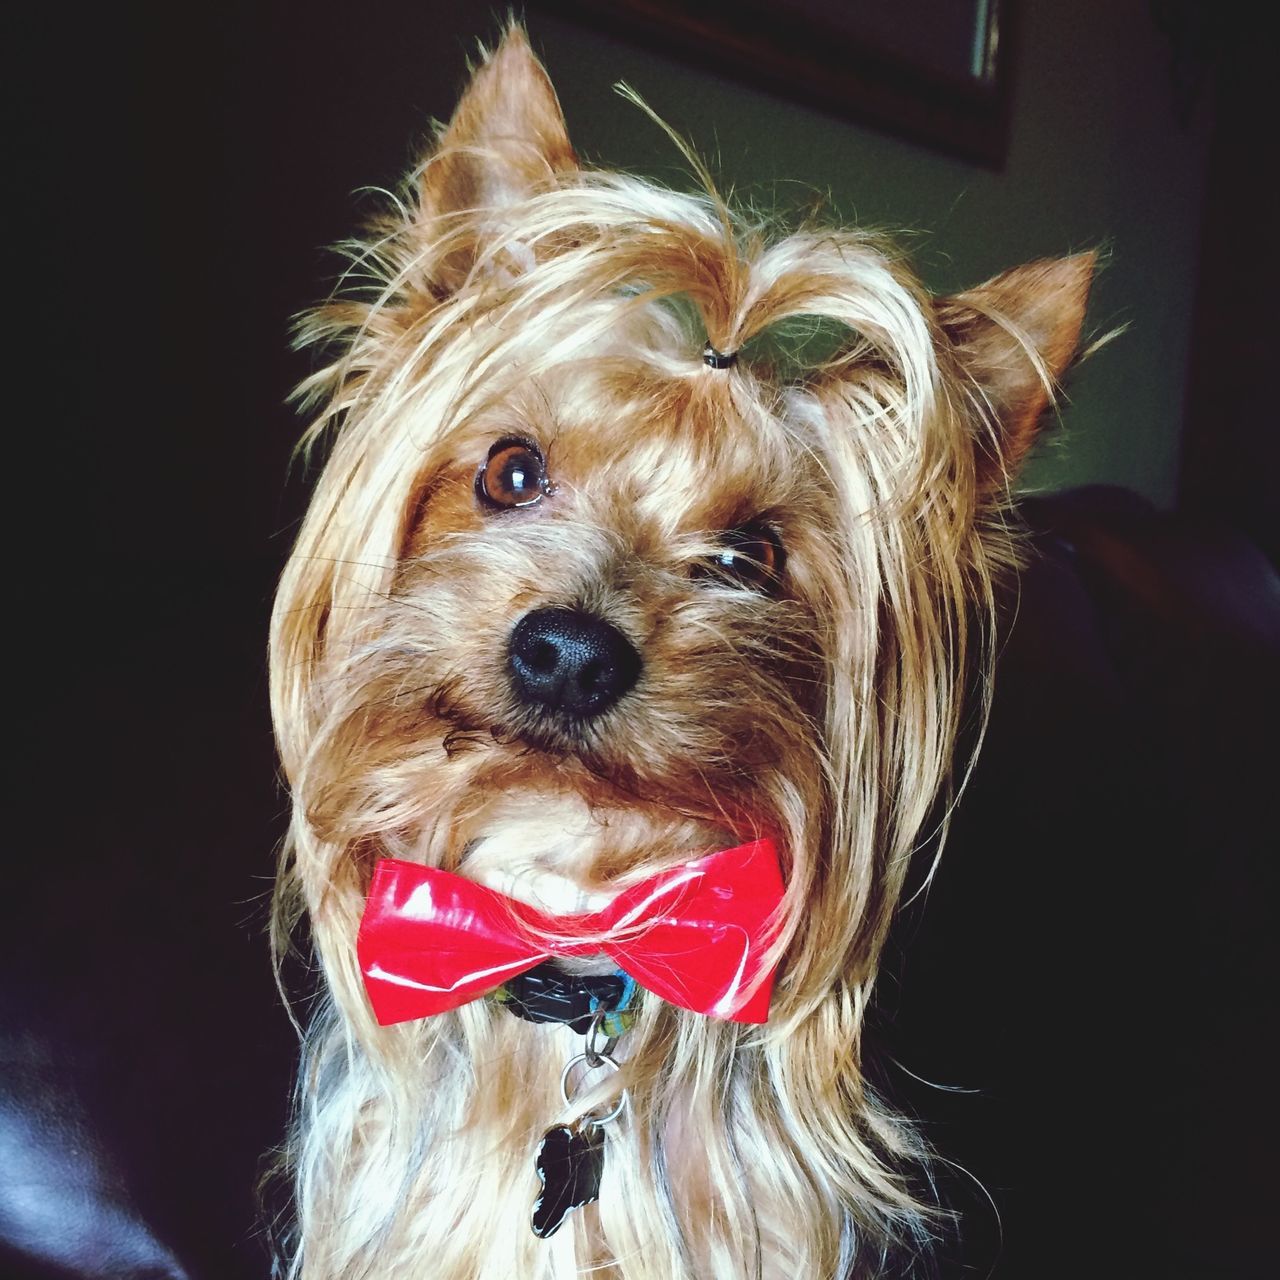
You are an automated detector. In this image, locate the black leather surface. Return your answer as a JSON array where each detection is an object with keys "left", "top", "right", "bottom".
[
  {"left": 6, "top": 562, "right": 294, "bottom": 1280},
  {"left": 885, "top": 488, "right": 1278, "bottom": 1278}
]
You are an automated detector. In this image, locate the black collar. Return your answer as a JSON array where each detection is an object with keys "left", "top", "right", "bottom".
[{"left": 497, "top": 961, "right": 632, "bottom": 1033}]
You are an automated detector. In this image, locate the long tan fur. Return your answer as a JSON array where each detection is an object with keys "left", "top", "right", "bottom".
[{"left": 268, "top": 25, "right": 1092, "bottom": 1279}]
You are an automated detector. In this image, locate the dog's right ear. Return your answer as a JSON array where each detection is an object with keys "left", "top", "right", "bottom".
[
  {"left": 420, "top": 26, "right": 578, "bottom": 290},
  {"left": 937, "top": 253, "right": 1095, "bottom": 492}
]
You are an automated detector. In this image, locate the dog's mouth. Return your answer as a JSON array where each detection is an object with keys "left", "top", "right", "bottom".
[
  {"left": 424, "top": 669, "right": 613, "bottom": 763},
  {"left": 504, "top": 710, "right": 611, "bottom": 761}
]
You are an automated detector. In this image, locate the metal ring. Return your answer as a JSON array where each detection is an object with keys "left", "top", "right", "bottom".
[
  {"left": 584, "top": 1009, "right": 618, "bottom": 1067},
  {"left": 559, "top": 1052, "right": 628, "bottom": 1127}
]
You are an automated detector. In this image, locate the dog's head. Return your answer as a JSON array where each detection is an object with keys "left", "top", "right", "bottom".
[{"left": 270, "top": 26, "right": 1092, "bottom": 1032}]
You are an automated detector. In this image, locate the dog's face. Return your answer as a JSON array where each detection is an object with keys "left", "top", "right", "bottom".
[
  {"left": 314, "top": 358, "right": 840, "bottom": 918},
  {"left": 272, "top": 25, "right": 1090, "bottom": 1012}
]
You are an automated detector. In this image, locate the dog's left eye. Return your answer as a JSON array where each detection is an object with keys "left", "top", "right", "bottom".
[
  {"left": 476, "top": 437, "right": 550, "bottom": 510},
  {"left": 699, "top": 525, "right": 786, "bottom": 593}
]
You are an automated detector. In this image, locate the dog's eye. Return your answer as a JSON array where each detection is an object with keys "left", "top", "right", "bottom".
[
  {"left": 699, "top": 525, "right": 786, "bottom": 593},
  {"left": 476, "top": 437, "right": 550, "bottom": 510}
]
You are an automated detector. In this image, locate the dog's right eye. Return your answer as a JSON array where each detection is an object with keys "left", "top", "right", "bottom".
[
  {"left": 697, "top": 524, "right": 786, "bottom": 594},
  {"left": 476, "top": 437, "right": 550, "bottom": 510}
]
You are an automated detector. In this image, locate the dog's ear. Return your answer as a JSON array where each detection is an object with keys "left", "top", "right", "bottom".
[
  {"left": 420, "top": 26, "right": 578, "bottom": 287},
  {"left": 937, "top": 253, "right": 1095, "bottom": 488}
]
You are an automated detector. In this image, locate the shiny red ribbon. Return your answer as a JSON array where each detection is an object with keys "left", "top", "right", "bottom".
[{"left": 357, "top": 838, "right": 784, "bottom": 1025}]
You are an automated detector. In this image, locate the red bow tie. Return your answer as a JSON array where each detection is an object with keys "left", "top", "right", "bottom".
[{"left": 357, "top": 838, "right": 784, "bottom": 1025}]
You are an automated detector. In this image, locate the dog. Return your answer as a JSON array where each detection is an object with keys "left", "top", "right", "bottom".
[{"left": 268, "top": 24, "right": 1092, "bottom": 1279}]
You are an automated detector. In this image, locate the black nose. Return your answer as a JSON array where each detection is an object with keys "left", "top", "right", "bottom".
[{"left": 508, "top": 608, "right": 641, "bottom": 719}]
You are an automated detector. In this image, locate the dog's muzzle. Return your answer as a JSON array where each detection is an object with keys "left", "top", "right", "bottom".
[{"left": 508, "top": 607, "right": 641, "bottom": 720}]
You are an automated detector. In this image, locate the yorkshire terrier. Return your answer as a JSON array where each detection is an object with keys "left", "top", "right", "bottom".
[{"left": 269, "top": 24, "right": 1092, "bottom": 1279}]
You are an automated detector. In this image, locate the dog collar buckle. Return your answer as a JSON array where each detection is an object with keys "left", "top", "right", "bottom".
[{"left": 495, "top": 962, "right": 637, "bottom": 1035}]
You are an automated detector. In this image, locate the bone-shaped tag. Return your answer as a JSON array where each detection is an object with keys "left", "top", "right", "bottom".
[{"left": 531, "top": 1122, "right": 604, "bottom": 1238}]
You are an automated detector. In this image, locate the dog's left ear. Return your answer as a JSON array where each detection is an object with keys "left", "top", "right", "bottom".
[
  {"left": 937, "top": 253, "right": 1095, "bottom": 488},
  {"left": 420, "top": 26, "right": 578, "bottom": 289}
]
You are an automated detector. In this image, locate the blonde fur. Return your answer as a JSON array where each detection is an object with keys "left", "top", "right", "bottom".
[{"left": 268, "top": 26, "right": 1092, "bottom": 1280}]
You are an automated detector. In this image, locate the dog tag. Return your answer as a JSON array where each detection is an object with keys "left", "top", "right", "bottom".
[{"left": 531, "top": 1122, "right": 604, "bottom": 1238}]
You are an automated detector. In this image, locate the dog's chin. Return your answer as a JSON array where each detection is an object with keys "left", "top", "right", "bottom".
[
  {"left": 452, "top": 781, "right": 737, "bottom": 918},
  {"left": 471, "top": 857, "right": 616, "bottom": 917}
]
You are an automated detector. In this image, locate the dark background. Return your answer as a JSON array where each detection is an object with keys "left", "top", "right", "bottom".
[{"left": 6, "top": 2, "right": 1274, "bottom": 1277}]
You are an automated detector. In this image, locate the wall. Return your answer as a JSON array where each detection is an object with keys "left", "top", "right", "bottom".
[{"left": 519, "top": 2, "right": 1213, "bottom": 506}]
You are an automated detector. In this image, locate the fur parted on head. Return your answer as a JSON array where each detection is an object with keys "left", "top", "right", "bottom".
[{"left": 268, "top": 24, "right": 1092, "bottom": 1280}]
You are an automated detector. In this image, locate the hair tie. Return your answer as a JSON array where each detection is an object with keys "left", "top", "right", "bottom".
[{"left": 702, "top": 343, "right": 738, "bottom": 370}]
